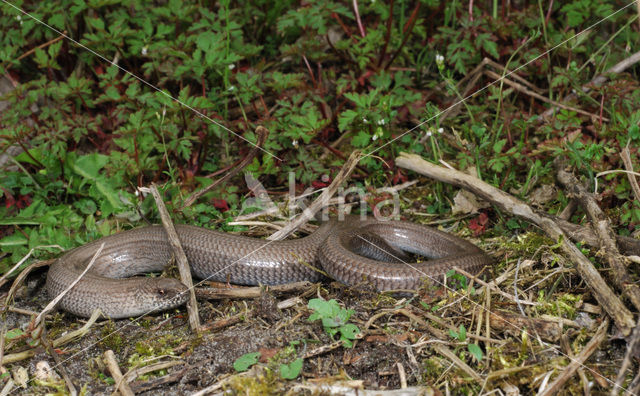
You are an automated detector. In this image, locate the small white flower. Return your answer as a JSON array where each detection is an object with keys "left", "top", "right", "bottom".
[
  {"left": 228, "top": 85, "right": 235, "bottom": 92},
  {"left": 377, "top": 119, "right": 386, "bottom": 125},
  {"left": 437, "top": 127, "right": 443, "bottom": 134},
  {"left": 16, "top": 15, "right": 21, "bottom": 21},
  {"left": 292, "top": 139, "right": 298, "bottom": 147},
  {"left": 435, "top": 53, "right": 445, "bottom": 70},
  {"left": 362, "top": 117, "right": 368, "bottom": 123},
  {"left": 426, "top": 131, "right": 432, "bottom": 137},
  {"left": 141, "top": 46, "right": 148, "bottom": 55},
  {"left": 162, "top": 107, "right": 166, "bottom": 117},
  {"left": 372, "top": 134, "right": 378, "bottom": 141},
  {"left": 228, "top": 64, "right": 235, "bottom": 70}
]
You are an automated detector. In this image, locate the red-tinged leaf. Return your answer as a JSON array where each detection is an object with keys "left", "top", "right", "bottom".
[
  {"left": 391, "top": 169, "right": 407, "bottom": 185},
  {"left": 4, "top": 195, "right": 15, "bottom": 209},
  {"left": 312, "top": 180, "right": 329, "bottom": 189},
  {"left": 16, "top": 195, "right": 32, "bottom": 209},
  {"left": 468, "top": 212, "right": 489, "bottom": 236},
  {"left": 212, "top": 198, "right": 230, "bottom": 212}
]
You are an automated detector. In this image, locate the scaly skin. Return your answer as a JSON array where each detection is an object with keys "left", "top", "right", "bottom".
[{"left": 46, "top": 218, "right": 492, "bottom": 318}]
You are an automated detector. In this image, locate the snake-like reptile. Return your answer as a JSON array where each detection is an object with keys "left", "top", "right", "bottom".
[{"left": 46, "top": 216, "right": 492, "bottom": 318}]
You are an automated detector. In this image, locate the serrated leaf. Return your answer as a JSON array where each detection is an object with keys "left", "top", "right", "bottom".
[
  {"left": 351, "top": 131, "right": 371, "bottom": 147},
  {"left": 338, "top": 110, "right": 359, "bottom": 132},
  {"left": 104, "top": 86, "right": 121, "bottom": 101}
]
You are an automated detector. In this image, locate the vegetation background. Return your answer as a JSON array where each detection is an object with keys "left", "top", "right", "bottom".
[{"left": 1, "top": 0, "right": 639, "bottom": 394}]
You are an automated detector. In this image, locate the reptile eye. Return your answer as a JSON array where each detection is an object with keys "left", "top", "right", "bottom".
[{"left": 158, "top": 289, "right": 166, "bottom": 295}]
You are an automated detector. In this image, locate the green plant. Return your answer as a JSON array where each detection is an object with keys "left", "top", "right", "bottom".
[
  {"left": 449, "top": 324, "right": 483, "bottom": 362},
  {"left": 307, "top": 298, "right": 360, "bottom": 348},
  {"left": 233, "top": 351, "right": 261, "bottom": 372}
]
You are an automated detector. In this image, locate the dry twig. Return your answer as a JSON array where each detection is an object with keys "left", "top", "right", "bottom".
[
  {"left": 396, "top": 152, "right": 635, "bottom": 335},
  {"left": 556, "top": 160, "right": 640, "bottom": 312},
  {"left": 104, "top": 350, "right": 135, "bottom": 396},
  {"left": 268, "top": 150, "right": 362, "bottom": 241},
  {"left": 147, "top": 184, "right": 201, "bottom": 332}
]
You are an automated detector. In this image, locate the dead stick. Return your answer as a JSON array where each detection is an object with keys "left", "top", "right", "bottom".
[
  {"left": 538, "top": 318, "right": 609, "bottom": 396},
  {"left": 621, "top": 146, "right": 640, "bottom": 204},
  {"left": 556, "top": 160, "right": 640, "bottom": 312},
  {"left": 181, "top": 126, "right": 269, "bottom": 209},
  {"left": 432, "top": 343, "right": 482, "bottom": 382},
  {"left": 195, "top": 281, "right": 313, "bottom": 300},
  {"left": 268, "top": 150, "right": 362, "bottom": 241},
  {"left": 551, "top": 216, "right": 640, "bottom": 256},
  {"left": 396, "top": 152, "right": 635, "bottom": 335},
  {"left": 104, "top": 350, "right": 135, "bottom": 396},
  {"left": 149, "top": 184, "right": 201, "bottom": 332}
]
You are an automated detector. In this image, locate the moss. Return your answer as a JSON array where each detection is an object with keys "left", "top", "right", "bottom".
[
  {"left": 99, "top": 320, "right": 124, "bottom": 352},
  {"left": 224, "top": 367, "right": 282, "bottom": 394}
]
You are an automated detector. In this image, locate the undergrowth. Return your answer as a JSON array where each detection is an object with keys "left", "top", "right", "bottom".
[{"left": 1, "top": 0, "right": 639, "bottom": 393}]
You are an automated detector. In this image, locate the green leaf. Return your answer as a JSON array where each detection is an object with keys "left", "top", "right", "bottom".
[
  {"left": 338, "top": 110, "right": 359, "bottom": 132},
  {"left": 233, "top": 352, "right": 261, "bottom": 372},
  {"left": 0, "top": 217, "right": 41, "bottom": 226},
  {"left": 458, "top": 325, "right": 467, "bottom": 341},
  {"left": 86, "top": 17, "right": 105, "bottom": 31},
  {"left": 72, "top": 153, "right": 109, "bottom": 179},
  {"left": 105, "top": 86, "right": 121, "bottom": 101},
  {"left": 340, "top": 323, "right": 360, "bottom": 340},
  {"left": 493, "top": 139, "right": 507, "bottom": 153},
  {"left": 0, "top": 233, "right": 28, "bottom": 247},
  {"left": 4, "top": 328, "right": 25, "bottom": 340},
  {"left": 481, "top": 39, "right": 499, "bottom": 59},
  {"left": 468, "top": 343, "right": 483, "bottom": 361},
  {"left": 279, "top": 358, "right": 303, "bottom": 379},
  {"left": 94, "top": 179, "right": 124, "bottom": 211},
  {"left": 14, "top": 148, "right": 43, "bottom": 165},
  {"left": 351, "top": 131, "right": 371, "bottom": 147}
]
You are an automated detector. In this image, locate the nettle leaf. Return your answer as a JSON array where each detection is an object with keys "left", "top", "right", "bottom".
[
  {"left": 233, "top": 352, "right": 261, "bottom": 372},
  {"left": 340, "top": 323, "right": 360, "bottom": 340},
  {"left": 279, "top": 358, "right": 303, "bottom": 379},
  {"left": 308, "top": 298, "right": 335, "bottom": 319}
]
